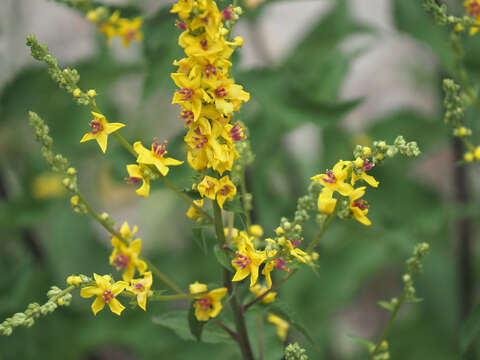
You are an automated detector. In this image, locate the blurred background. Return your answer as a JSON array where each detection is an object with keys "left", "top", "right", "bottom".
[{"left": 0, "top": 0, "right": 479, "bottom": 359}]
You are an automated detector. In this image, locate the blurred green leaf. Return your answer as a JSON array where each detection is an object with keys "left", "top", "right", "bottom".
[
  {"left": 213, "top": 244, "right": 234, "bottom": 272},
  {"left": 188, "top": 302, "right": 205, "bottom": 342},
  {"left": 347, "top": 335, "right": 375, "bottom": 351},
  {"left": 378, "top": 301, "right": 394, "bottom": 311}
]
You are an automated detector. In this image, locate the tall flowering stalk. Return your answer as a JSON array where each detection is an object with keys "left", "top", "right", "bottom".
[{"left": 171, "top": 0, "right": 249, "bottom": 209}]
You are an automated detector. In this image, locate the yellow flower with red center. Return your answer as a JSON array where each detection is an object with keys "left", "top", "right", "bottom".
[
  {"left": 109, "top": 222, "right": 148, "bottom": 281},
  {"left": 171, "top": 74, "right": 208, "bottom": 122},
  {"left": 189, "top": 281, "right": 228, "bottom": 321},
  {"left": 170, "top": 0, "right": 195, "bottom": 20},
  {"left": 125, "top": 164, "right": 150, "bottom": 197},
  {"left": 465, "top": 0, "right": 480, "bottom": 35},
  {"left": 80, "top": 273, "right": 128, "bottom": 315},
  {"left": 216, "top": 175, "right": 236, "bottom": 208},
  {"left": 80, "top": 112, "right": 125, "bottom": 153},
  {"left": 311, "top": 160, "right": 353, "bottom": 196},
  {"left": 232, "top": 236, "right": 266, "bottom": 287},
  {"left": 134, "top": 139, "right": 183, "bottom": 176},
  {"left": 118, "top": 17, "right": 143, "bottom": 47},
  {"left": 197, "top": 176, "right": 219, "bottom": 200},
  {"left": 351, "top": 158, "right": 379, "bottom": 187},
  {"left": 128, "top": 271, "right": 153, "bottom": 311},
  {"left": 208, "top": 77, "right": 250, "bottom": 115},
  {"left": 349, "top": 187, "right": 371, "bottom": 226}
]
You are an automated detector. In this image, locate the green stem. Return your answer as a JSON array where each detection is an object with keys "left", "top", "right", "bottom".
[
  {"left": 76, "top": 190, "right": 185, "bottom": 295},
  {"left": 257, "top": 313, "right": 264, "bottom": 360},
  {"left": 369, "top": 293, "right": 406, "bottom": 359},
  {"left": 307, "top": 213, "right": 336, "bottom": 253},
  {"left": 240, "top": 169, "right": 252, "bottom": 229},
  {"left": 212, "top": 200, "right": 255, "bottom": 360}
]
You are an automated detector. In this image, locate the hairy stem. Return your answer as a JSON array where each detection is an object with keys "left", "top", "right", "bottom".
[{"left": 212, "top": 200, "right": 255, "bottom": 360}]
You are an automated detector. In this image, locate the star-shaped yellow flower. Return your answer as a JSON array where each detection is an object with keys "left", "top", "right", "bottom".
[
  {"left": 80, "top": 273, "right": 128, "bottom": 315},
  {"left": 125, "top": 164, "right": 150, "bottom": 198},
  {"left": 128, "top": 271, "right": 153, "bottom": 311},
  {"left": 216, "top": 175, "right": 236, "bottom": 208},
  {"left": 232, "top": 237, "right": 266, "bottom": 287},
  {"left": 133, "top": 139, "right": 183, "bottom": 176},
  {"left": 118, "top": 17, "right": 143, "bottom": 47},
  {"left": 349, "top": 187, "right": 371, "bottom": 226},
  {"left": 80, "top": 112, "right": 125, "bottom": 153},
  {"left": 109, "top": 222, "right": 148, "bottom": 281},
  {"left": 189, "top": 281, "right": 228, "bottom": 322}
]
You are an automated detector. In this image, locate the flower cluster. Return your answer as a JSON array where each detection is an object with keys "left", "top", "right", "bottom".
[
  {"left": 87, "top": 8, "right": 143, "bottom": 47},
  {"left": 171, "top": 0, "right": 249, "bottom": 209},
  {"left": 81, "top": 221, "right": 154, "bottom": 316},
  {"left": 311, "top": 136, "right": 420, "bottom": 227},
  {"left": 464, "top": 0, "right": 480, "bottom": 35}
]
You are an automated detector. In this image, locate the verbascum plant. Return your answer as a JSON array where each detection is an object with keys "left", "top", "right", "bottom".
[{"left": 1, "top": 1, "right": 431, "bottom": 359}]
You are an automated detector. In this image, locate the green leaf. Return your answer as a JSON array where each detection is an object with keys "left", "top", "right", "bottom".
[
  {"left": 222, "top": 197, "right": 244, "bottom": 213},
  {"left": 153, "top": 311, "right": 232, "bottom": 344},
  {"left": 347, "top": 335, "right": 376, "bottom": 352},
  {"left": 188, "top": 302, "right": 205, "bottom": 342},
  {"left": 192, "top": 227, "right": 208, "bottom": 255},
  {"left": 378, "top": 301, "right": 394, "bottom": 311},
  {"left": 183, "top": 189, "right": 203, "bottom": 200},
  {"left": 460, "top": 303, "right": 480, "bottom": 353},
  {"left": 266, "top": 301, "right": 316, "bottom": 346},
  {"left": 213, "top": 244, "right": 234, "bottom": 272}
]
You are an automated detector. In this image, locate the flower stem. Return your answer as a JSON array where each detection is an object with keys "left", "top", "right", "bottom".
[
  {"left": 76, "top": 190, "right": 185, "bottom": 295},
  {"left": 212, "top": 200, "right": 255, "bottom": 360},
  {"left": 369, "top": 293, "right": 407, "bottom": 359},
  {"left": 112, "top": 132, "right": 214, "bottom": 224},
  {"left": 307, "top": 212, "right": 336, "bottom": 253}
]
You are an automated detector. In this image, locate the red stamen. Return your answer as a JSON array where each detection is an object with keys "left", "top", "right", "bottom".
[
  {"left": 230, "top": 123, "right": 244, "bottom": 141},
  {"left": 175, "top": 20, "right": 187, "bottom": 30},
  {"left": 102, "top": 290, "right": 115, "bottom": 303},
  {"left": 275, "top": 258, "right": 288, "bottom": 271},
  {"left": 178, "top": 87, "right": 193, "bottom": 101},
  {"left": 322, "top": 170, "right": 336, "bottom": 184},
  {"left": 152, "top": 139, "right": 167, "bottom": 157},
  {"left": 196, "top": 297, "right": 212, "bottom": 311},
  {"left": 215, "top": 87, "right": 228, "bottom": 98},
  {"left": 90, "top": 120, "right": 103, "bottom": 134},
  {"left": 113, "top": 254, "right": 130, "bottom": 270},
  {"left": 205, "top": 64, "right": 217, "bottom": 79},
  {"left": 219, "top": 185, "right": 230, "bottom": 196},
  {"left": 353, "top": 199, "right": 369, "bottom": 210},
  {"left": 222, "top": 5, "right": 234, "bottom": 20},
  {"left": 234, "top": 253, "right": 250, "bottom": 269}
]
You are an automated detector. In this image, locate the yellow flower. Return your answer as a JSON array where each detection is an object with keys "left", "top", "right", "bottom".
[
  {"left": 351, "top": 159, "right": 379, "bottom": 187},
  {"left": 465, "top": 152, "right": 474, "bottom": 162},
  {"left": 216, "top": 175, "right": 236, "bottom": 208},
  {"left": 80, "top": 112, "right": 125, "bottom": 153},
  {"left": 171, "top": 73, "right": 208, "bottom": 122},
  {"left": 197, "top": 176, "right": 219, "bottom": 200},
  {"left": 349, "top": 187, "right": 371, "bottom": 226},
  {"left": 474, "top": 145, "right": 480, "bottom": 160},
  {"left": 465, "top": 0, "right": 480, "bottom": 35},
  {"left": 317, "top": 188, "right": 337, "bottom": 215},
  {"left": 186, "top": 199, "right": 205, "bottom": 221},
  {"left": 100, "top": 11, "right": 121, "bottom": 43},
  {"left": 31, "top": 173, "right": 66, "bottom": 199},
  {"left": 250, "top": 284, "right": 276, "bottom": 304},
  {"left": 311, "top": 160, "right": 353, "bottom": 196},
  {"left": 285, "top": 240, "right": 310, "bottom": 264},
  {"left": 109, "top": 222, "right": 148, "bottom": 281},
  {"left": 232, "top": 237, "right": 266, "bottom": 287},
  {"left": 118, "top": 17, "right": 143, "bottom": 47},
  {"left": 133, "top": 139, "right": 183, "bottom": 176},
  {"left": 207, "top": 77, "right": 250, "bottom": 115},
  {"left": 189, "top": 281, "right": 228, "bottom": 321},
  {"left": 249, "top": 224, "right": 263, "bottom": 237},
  {"left": 170, "top": 0, "right": 195, "bottom": 20},
  {"left": 80, "top": 273, "right": 128, "bottom": 315},
  {"left": 267, "top": 313, "right": 290, "bottom": 341},
  {"left": 128, "top": 271, "right": 153, "bottom": 311},
  {"left": 125, "top": 164, "right": 150, "bottom": 197}
]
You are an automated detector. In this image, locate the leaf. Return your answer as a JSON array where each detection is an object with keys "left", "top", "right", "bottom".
[
  {"left": 213, "top": 244, "right": 234, "bottom": 272},
  {"left": 266, "top": 301, "right": 316, "bottom": 346},
  {"left": 378, "top": 301, "right": 394, "bottom": 311},
  {"left": 347, "top": 335, "right": 376, "bottom": 352},
  {"left": 460, "top": 303, "right": 480, "bottom": 353},
  {"left": 183, "top": 189, "right": 203, "bottom": 200},
  {"left": 153, "top": 311, "right": 232, "bottom": 344},
  {"left": 222, "top": 197, "right": 244, "bottom": 213},
  {"left": 188, "top": 302, "right": 205, "bottom": 342},
  {"left": 192, "top": 227, "right": 208, "bottom": 255}
]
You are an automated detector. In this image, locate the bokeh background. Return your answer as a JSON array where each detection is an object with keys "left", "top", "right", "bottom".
[{"left": 1, "top": 0, "right": 479, "bottom": 359}]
